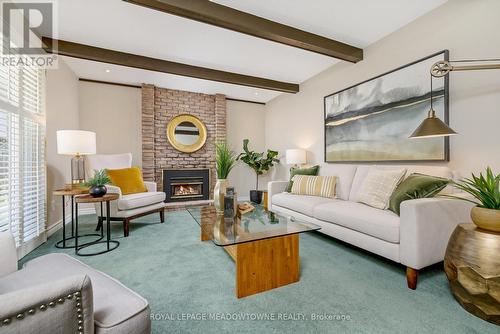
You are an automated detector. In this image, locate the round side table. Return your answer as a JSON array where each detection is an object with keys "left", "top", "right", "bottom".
[
  {"left": 75, "top": 194, "right": 120, "bottom": 256},
  {"left": 444, "top": 223, "right": 500, "bottom": 325},
  {"left": 53, "top": 187, "right": 102, "bottom": 249}
]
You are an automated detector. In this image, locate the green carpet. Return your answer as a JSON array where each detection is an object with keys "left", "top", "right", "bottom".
[{"left": 21, "top": 210, "right": 498, "bottom": 334}]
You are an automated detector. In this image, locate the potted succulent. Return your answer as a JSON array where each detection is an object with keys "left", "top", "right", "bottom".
[
  {"left": 84, "top": 169, "right": 111, "bottom": 198},
  {"left": 450, "top": 167, "right": 500, "bottom": 232},
  {"left": 237, "top": 139, "right": 279, "bottom": 204},
  {"left": 214, "top": 141, "right": 237, "bottom": 212}
]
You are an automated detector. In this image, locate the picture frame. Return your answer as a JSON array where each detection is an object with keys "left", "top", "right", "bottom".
[{"left": 323, "top": 50, "right": 449, "bottom": 163}]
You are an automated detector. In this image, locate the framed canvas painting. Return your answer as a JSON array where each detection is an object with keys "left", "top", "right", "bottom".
[{"left": 324, "top": 50, "right": 449, "bottom": 162}]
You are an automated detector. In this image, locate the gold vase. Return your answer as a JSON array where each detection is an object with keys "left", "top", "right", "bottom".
[
  {"left": 214, "top": 179, "right": 227, "bottom": 213},
  {"left": 471, "top": 206, "right": 500, "bottom": 232}
]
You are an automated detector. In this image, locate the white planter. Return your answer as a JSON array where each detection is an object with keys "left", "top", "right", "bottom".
[{"left": 214, "top": 179, "right": 228, "bottom": 213}]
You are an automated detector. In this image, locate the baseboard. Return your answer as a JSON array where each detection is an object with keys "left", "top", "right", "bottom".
[{"left": 46, "top": 207, "right": 96, "bottom": 237}]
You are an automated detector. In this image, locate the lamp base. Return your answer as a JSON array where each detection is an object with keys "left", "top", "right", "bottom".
[{"left": 71, "top": 155, "right": 86, "bottom": 185}]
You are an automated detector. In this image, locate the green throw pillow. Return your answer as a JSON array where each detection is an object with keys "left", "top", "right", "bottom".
[
  {"left": 388, "top": 173, "right": 449, "bottom": 215},
  {"left": 285, "top": 165, "right": 319, "bottom": 192}
]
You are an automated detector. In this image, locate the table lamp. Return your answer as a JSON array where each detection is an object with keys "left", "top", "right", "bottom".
[
  {"left": 286, "top": 149, "right": 306, "bottom": 168},
  {"left": 57, "top": 130, "right": 96, "bottom": 185}
]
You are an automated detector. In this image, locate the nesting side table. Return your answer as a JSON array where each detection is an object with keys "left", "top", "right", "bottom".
[
  {"left": 53, "top": 187, "right": 101, "bottom": 249},
  {"left": 75, "top": 194, "right": 120, "bottom": 256}
]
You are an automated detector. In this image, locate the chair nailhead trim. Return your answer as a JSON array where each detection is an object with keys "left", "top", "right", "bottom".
[{"left": 0, "top": 289, "right": 83, "bottom": 332}]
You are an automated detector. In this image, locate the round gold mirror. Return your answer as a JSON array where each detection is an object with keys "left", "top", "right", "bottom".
[{"left": 167, "top": 114, "right": 207, "bottom": 153}]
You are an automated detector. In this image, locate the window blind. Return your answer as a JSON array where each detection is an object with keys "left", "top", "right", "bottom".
[{"left": 0, "top": 59, "right": 46, "bottom": 256}]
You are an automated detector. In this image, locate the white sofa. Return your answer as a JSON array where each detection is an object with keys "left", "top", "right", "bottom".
[
  {"left": 85, "top": 153, "right": 166, "bottom": 237},
  {"left": 268, "top": 164, "right": 474, "bottom": 289}
]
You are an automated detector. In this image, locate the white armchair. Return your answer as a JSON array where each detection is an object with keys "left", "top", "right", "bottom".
[{"left": 85, "top": 153, "right": 165, "bottom": 237}]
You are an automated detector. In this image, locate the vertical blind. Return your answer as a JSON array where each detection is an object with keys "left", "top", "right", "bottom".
[{"left": 0, "top": 59, "right": 46, "bottom": 255}]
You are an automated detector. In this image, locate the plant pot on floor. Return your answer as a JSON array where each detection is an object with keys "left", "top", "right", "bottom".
[
  {"left": 250, "top": 190, "right": 263, "bottom": 204},
  {"left": 471, "top": 206, "right": 500, "bottom": 232},
  {"left": 89, "top": 185, "right": 107, "bottom": 198}
]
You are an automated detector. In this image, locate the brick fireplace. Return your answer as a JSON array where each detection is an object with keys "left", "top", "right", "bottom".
[{"left": 141, "top": 84, "right": 226, "bottom": 199}]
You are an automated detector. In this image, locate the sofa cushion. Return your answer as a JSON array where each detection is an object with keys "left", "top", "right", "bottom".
[
  {"left": 0, "top": 253, "right": 150, "bottom": 333},
  {"left": 349, "top": 165, "right": 453, "bottom": 201},
  {"left": 319, "top": 164, "right": 357, "bottom": 200},
  {"left": 356, "top": 167, "right": 406, "bottom": 209},
  {"left": 286, "top": 165, "right": 319, "bottom": 192},
  {"left": 118, "top": 191, "right": 166, "bottom": 210},
  {"left": 272, "top": 193, "right": 334, "bottom": 217},
  {"left": 313, "top": 200, "right": 400, "bottom": 243},
  {"left": 107, "top": 167, "right": 147, "bottom": 195},
  {"left": 290, "top": 175, "right": 337, "bottom": 199}
]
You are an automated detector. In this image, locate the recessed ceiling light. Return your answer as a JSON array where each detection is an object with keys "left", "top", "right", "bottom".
[
  {"left": 254, "top": 92, "right": 259, "bottom": 95},
  {"left": 105, "top": 69, "right": 111, "bottom": 73}
]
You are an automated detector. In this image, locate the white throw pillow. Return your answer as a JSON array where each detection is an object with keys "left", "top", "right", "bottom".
[{"left": 356, "top": 168, "right": 407, "bottom": 209}]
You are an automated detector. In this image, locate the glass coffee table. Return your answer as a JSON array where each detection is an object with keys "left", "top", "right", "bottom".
[{"left": 187, "top": 204, "right": 320, "bottom": 298}]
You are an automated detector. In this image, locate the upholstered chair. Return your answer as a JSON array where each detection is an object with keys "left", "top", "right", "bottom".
[
  {"left": 0, "top": 232, "right": 151, "bottom": 334},
  {"left": 85, "top": 153, "right": 165, "bottom": 237}
]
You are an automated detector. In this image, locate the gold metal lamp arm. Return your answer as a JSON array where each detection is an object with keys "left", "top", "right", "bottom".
[{"left": 431, "top": 59, "right": 500, "bottom": 77}]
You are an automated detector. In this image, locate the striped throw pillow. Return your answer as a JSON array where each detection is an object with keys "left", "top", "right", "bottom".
[{"left": 290, "top": 175, "right": 337, "bottom": 199}]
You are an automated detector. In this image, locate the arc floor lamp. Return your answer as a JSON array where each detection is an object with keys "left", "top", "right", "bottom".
[{"left": 410, "top": 58, "right": 500, "bottom": 138}]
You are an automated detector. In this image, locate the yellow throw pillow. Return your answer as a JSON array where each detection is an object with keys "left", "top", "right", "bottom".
[
  {"left": 290, "top": 175, "right": 337, "bottom": 199},
  {"left": 106, "top": 167, "right": 148, "bottom": 195}
]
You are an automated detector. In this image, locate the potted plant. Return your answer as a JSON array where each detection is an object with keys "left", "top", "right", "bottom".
[
  {"left": 237, "top": 139, "right": 279, "bottom": 204},
  {"left": 84, "top": 169, "right": 111, "bottom": 198},
  {"left": 214, "top": 141, "right": 236, "bottom": 212},
  {"left": 450, "top": 167, "right": 500, "bottom": 232}
]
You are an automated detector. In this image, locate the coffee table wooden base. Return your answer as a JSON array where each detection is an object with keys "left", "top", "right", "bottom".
[{"left": 222, "top": 234, "right": 299, "bottom": 298}]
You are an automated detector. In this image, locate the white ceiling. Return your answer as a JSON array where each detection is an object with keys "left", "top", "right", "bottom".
[{"left": 53, "top": 0, "right": 447, "bottom": 103}]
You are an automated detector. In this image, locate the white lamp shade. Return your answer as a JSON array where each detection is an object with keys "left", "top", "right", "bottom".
[
  {"left": 286, "top": 149, "right": 306, "bottom": 165},
  {"left": 57, "top": 130, "right": 96, "bottom": 155}
]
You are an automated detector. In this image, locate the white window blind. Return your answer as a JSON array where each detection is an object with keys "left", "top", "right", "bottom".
[{"left": 0, "top": 59, "right": 46, "bottom": 256}]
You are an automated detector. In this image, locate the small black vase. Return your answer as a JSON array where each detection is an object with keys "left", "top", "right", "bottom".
[
  {"left": 89, "top": 185, "right": 107, "bottom": 198},
  {"left": 249, "top": 190, "right": 263, "bottom": 204}
]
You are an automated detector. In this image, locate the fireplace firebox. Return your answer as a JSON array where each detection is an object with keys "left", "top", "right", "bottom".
[{"left": 163, "top": 169, "right": 210, "bottom": 202}]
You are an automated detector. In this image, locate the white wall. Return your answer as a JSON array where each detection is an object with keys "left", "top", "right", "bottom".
[
  {"left": 226, "top": 100, "right": 267, "bottom": 199},
  {"left": 265, "top": 0, "right": 500, "bottom": 180},
  {"left": 46, "top": 59, "right": 80, "bottom": 231},
  {"left": 78, "top": 82, "right": 142, "bottom": 166}
]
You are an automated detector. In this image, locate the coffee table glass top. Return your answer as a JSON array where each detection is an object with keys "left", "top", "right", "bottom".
[{"left": 186, "top": 204, "right": 320, "bottom": 246}]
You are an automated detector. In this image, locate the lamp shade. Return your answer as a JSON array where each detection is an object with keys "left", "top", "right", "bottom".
[
  {"left": 57, "top": 130, "right": 96, "bottom": 155},
  {"left": 286, "top": 149, "right": 306, "bottom": 165},
  {"left": 409, "top": 116, "right": 457, "bottom": 138}
]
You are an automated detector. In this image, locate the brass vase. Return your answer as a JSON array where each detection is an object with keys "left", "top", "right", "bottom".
[
  {"left": 471, "top": 206, "right": 500, "bottom": 232},
  {"left": 214, "top": 179, "right": 227, "bottom": 213}
]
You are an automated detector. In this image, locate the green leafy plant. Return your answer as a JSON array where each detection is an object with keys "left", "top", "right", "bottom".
[
  {"left": 237, "top": 139, "right": 280, "bottom": 190},
  {"left": 84, "top": 169, "right": 111, "bottom": 187},
  {"left": 215, "top": 141, "right": 236, "bottom": 179},
  {"left": 449, "top": 167, "right": 499, "bottom": 209}
]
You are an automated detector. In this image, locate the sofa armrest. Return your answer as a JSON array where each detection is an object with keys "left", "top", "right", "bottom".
[
  {"left": 144, "top": 181, "right": 157, "bottom": 192},
  {"left": 399, "top": 198, "right": 474, "bottom": 270},
  {"left": 267, "top": 181, "right": 289, "bottom": 209},
  {"left": 105, "top": 184, "right": 122, "bottom": 197},
  {"left": 0, "top": 274, "right": 94, "bottom": 334},
  {"left": 0, "top": 232, "right": 17, "bottom": 278}
]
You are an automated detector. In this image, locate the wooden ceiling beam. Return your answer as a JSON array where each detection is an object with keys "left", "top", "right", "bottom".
[
  {"left": 123, "top": 0, "right": 363, "bottom": 63},
  {"left": 42, "top": 37, "right": 299, "bottom": 93}
]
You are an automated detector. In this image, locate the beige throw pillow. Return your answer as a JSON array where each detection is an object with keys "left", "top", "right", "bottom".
[
  {"left": 356, "top": 168, "right": 407, "bottom": 209},
  {"left": 290, "top": 175, "right": 337, "bottom": 199}
]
